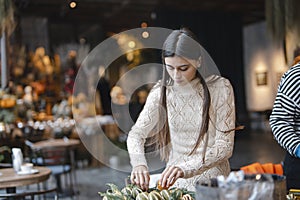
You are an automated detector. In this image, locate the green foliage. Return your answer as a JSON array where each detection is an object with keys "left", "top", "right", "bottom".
[
  {"left": 98, "top": 183, "right": 195, "bottom": 200},
  {"left": 0, "top": 108, "right": 15, "bottom": 123}
]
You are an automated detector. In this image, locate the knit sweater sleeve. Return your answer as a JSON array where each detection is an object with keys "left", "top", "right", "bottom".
[
  {"left": 127, "top": 85, "right": 160, "bottom": 168},
  {"left": 177, "top": 78, "right": 236, "bottom": 178},
  {"left": 270, "top": 66, "right": 300, "bottom": 157}
]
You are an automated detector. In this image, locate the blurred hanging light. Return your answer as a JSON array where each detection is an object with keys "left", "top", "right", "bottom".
[
  {"left": 69, "top": 1, "right": 77, "bottom": 9},
  {"left": 128, "top": 41, "right": 136, "bottom": 48},
  {"left": 141, "top": 22, "right": 148, "bottom": 28},
  {"left": 142, "top": 31, "right": 149, "bottom": 39}
]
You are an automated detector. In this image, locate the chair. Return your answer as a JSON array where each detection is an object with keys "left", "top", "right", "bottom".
[
  {"left": 0, "top": 146, "right": 12, "bottom": 169},
  {"left": 0, "top": 187, "right": 58, "bottom": 200},
  {"left": 25, "top": 140, "right": 75, "bottom": 197}
]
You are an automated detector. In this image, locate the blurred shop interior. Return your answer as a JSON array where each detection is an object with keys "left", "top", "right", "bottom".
[{"left": 0, "top": 0, "right": 300, "bottom": 198}]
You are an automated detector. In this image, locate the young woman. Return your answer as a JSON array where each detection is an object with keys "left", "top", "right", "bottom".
[{"left": 127, "top": 28, "right": 236, "bottom": 191}]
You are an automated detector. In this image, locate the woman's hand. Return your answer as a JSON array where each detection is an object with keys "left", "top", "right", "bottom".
[
  {"left": 130, "top": 165, "right": 150, "bottom": 191},
  {"left": 159, "top": 166, "right": 184, "bottom": 189}
]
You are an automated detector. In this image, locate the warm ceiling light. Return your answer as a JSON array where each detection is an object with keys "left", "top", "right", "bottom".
[
  {"left": 141, "top": 22, "right": 147, "bottom": 28},
  {"left": 128, "top": 41, "right": 136, "bottom": 48},
  {"left": 142, "top": 31, "right": 149, "bottom": 39},
  {"left": 69, "top": 1, "right": 77, "bottom": 9}
]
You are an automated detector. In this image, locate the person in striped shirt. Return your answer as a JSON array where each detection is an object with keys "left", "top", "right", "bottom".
[{"left": 270, "top": 60, "right": 300, "bottom": 191}]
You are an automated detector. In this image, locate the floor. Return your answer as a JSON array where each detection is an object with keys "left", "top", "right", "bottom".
[
  {"left": 229, "top": 129, "right": 285, "bottom": 170},
  {"left": 1, "top": 129, "right": 286, "bottom": 200}
]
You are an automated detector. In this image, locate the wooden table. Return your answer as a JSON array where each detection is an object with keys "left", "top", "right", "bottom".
[
  {"left": 31, "top": 138, "right": 80, "bottom": 150},
  {"left": 0, "top": 166, "right": 51, "bottom": 192}
]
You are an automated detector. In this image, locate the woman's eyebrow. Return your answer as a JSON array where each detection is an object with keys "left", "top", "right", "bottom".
[{"left": 166, "top": 64, "right": 189, "bottom": 68}]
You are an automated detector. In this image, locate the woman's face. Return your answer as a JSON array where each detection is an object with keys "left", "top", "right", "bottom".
[{"left": 165, "top": 56, "right": 197, "bottom": 86}]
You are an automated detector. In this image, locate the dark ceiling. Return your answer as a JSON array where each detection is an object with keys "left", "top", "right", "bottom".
[{"left": 13, "top": 0, "right": 265, "bottom": 33}]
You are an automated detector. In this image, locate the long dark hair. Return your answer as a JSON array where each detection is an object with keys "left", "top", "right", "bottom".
[{"left": 155, "top": 28, "right": 211, "bottom": 161}]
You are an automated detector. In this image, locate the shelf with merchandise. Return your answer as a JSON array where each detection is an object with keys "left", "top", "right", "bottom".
[{"left": 0, "top": 90, "right": 17, "bottom": 139}]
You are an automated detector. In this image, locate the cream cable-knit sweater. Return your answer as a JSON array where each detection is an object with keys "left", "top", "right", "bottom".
[{"left": 127, "top": 75, "right": 235, "bottom": 191}]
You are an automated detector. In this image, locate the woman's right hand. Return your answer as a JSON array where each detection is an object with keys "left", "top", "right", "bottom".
[{"left": 130, "top": 165, "right": 150, "bottom": 191}]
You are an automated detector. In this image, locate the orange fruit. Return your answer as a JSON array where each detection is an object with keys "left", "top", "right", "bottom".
[{"left": 157, "top": 180, "right": 169, "bottom": 190}]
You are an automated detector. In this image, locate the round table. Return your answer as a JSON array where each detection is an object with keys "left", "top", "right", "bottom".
[{"left": 0, "top": 166, "right": 51, "bottom": 191}]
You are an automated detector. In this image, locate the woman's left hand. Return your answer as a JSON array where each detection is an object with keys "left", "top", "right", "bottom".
[{"left": 159, "top": 166, "right": 184, "bottom": 189}]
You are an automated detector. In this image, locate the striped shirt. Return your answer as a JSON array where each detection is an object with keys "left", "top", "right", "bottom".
[{"left": 270, "top": 64, "right": 300, "bottom": 157}]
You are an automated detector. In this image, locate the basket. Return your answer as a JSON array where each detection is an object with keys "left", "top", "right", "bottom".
[{"left": 195, "top": 174, "right": 286, "bottom": 200}]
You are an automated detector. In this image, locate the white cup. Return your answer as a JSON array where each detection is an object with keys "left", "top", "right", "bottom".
[{"left": 21, "top": 163, "right": 33, "bottom": 173}]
